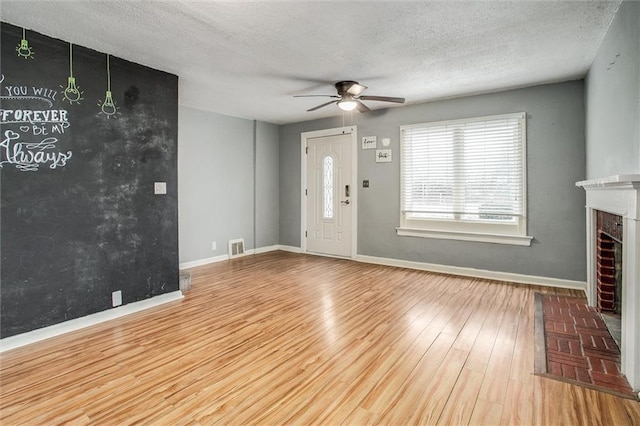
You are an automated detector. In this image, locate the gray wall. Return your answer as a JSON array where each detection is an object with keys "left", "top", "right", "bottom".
[
  {"left": 256, "top": 121, "right": 280, "bottom": 248},
  {"left": 280, "top": 82, "right": 587, "bottom": 281},
  {"left": 585, "top": 1, "right": 640, "bottom": 179},
  {"left": 178, "top": 106, "right": 279, "bottom": 264}
]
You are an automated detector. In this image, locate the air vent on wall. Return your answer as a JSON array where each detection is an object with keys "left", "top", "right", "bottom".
[{"left": 228, "top": 238, "right": 246, "bottom": 259}]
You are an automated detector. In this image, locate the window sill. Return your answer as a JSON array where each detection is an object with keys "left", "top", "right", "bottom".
[{"left": 396, "top": 227, "right": 533, "bottom": 246}]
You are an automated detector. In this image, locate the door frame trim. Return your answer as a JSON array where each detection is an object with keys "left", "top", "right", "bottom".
[{"left": 300, "top": 126, "right": 358, "bottom": 259}]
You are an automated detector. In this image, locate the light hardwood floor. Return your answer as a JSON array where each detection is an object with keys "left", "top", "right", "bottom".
[{"left": 1, "top": 251, "right": 639, "bottom": 425}]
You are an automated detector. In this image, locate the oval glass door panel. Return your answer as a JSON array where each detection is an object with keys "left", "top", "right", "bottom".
[{"left": 323, "top": 156, "right": 334, "bottom": 219}]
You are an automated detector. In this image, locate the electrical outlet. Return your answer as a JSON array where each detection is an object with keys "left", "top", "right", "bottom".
[
  {"left": 212, "top": 241, "right": 217, "bottom": 250},
  {"left": 112, "top": 290, "right": 122, "bottom": 307},
  {"left": 363, "top": 180, "right": 370, "bottom": 188},
  {"left": 154, "top": 182, "right": 167, "bottom": 195}
]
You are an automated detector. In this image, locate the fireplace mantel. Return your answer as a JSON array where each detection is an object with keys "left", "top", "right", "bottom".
[
  {"left": 576, "top": 174, "right": 640, "bottom": 393},
  {"left": 576, "top": 174, "right": 640, "bottom": 189}
]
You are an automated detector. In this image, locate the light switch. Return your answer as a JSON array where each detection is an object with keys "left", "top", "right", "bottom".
[{"left": 154, "top": 182, "right": 167, "bottom": 195}]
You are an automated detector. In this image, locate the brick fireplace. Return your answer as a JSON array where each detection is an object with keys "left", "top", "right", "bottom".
[
  {"left": 577, "top": 175, "right": 640, "bottom": 393},
  {"left": 595, "top": 210, "right": 623, "bottom": 313}
]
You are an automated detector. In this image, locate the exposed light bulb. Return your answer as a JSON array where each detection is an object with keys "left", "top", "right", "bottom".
[
  {"left": 100, "top": 91, "right": 117, "bottom": 117},
  {"left": 63, "top": 76, "right": 83, "bottom": 104},
  {"left": 16, "top": 39, "right": 34, "bottom": 59},
  {"left": 98, "top": 54, "right": 119, "bottom": 119},
  {"left": 16, "top": 29, "right": 34, "bottom": 59},
  {"left": 61, "top": 44, "right": 83, "bottom": 105}
]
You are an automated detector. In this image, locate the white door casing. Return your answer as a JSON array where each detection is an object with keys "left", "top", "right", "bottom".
[{"left": 301, "top": 127, "right": 357, "bottom": 258}]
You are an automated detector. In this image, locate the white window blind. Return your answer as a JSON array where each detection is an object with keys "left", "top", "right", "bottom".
[{"left": 401, "top": 113, "right": 525, "bottom": 224}]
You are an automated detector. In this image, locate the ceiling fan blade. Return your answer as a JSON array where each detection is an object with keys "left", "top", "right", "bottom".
[
  {"left": 294, "top": 95, "right": 340, "bottom": 98},
  {"left": 346, "top": 83, "right": 368, "bottom": 96},
  {"left": 355, "top": 100, "right": 370, "bottom": 113},
  {"left": 307, "top": 100, "right": 338, "bottom": 112},
  {"left": 359, "top": 95, "right": 405, "bottom": 103}
]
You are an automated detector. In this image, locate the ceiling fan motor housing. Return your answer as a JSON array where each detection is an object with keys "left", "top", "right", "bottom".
[
  {"left": 336, "top": 81, "right": 370, "bottom": 97},
  {"left": 335, "top": 80, "right": 360, "bottom": 95}
]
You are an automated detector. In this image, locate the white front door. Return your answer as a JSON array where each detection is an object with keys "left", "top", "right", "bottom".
[{"left": 306, "top": 133, "right": 353, "bottom": 257}]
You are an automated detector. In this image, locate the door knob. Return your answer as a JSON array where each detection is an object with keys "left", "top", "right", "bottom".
[{"left": 341, "top": 200, "right": 350, "bottom": 205}]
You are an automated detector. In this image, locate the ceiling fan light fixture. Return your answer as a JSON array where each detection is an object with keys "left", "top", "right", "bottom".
[
  {"left": 337, "top": 96, "right": 357, "bottom": 111},
  {"left": 296, "top": 80, "right": 404, "bottom": 113}
]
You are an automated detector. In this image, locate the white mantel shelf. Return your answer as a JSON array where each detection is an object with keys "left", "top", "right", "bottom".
[
  {"left": 576, "top": 174, "right": 640, "bottom": 393},
  {"left": 576, "top": 174, "right": 640, "bottom": 188}
]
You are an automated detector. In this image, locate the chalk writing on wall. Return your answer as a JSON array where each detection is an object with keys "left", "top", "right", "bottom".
[{"left": 0, "top": 74, "right": 73, "bottom": 171}]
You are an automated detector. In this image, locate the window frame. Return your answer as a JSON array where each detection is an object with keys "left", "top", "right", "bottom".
[{"left": 397, "top": 112, "right": 532, "bottom": 246}]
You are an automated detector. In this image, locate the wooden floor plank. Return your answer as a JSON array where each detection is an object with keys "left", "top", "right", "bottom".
[
  {"left": 1, "top": 251, "right": 637, "bottom": 425},
  {"left": 477, "top": 320, "right": 518, "bottom": 404},
  {"left": 501, "top": 379, "right": 534, "bottom": 426},
  {"left": 373, "top": 333, "right": 457, "bottom": 423},
  {"left": 436, "top": 367, "right": 484, "bottom": 425},
  {"left": 469, "top": 398, "right": 504, "bottom": 425}
]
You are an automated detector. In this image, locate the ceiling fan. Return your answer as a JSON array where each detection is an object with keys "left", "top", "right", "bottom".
[{"left": 295, "top": 80, "right": 405, "bottom": 113}]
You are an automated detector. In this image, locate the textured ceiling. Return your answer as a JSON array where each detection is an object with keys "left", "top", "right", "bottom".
[{"left": 1, "top": 1, "right": 621, "bottom": 124}]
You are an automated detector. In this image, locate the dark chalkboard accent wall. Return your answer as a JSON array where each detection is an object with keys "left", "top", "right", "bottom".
[{"left": 1, "top": 22, "right": 179, "bottom": 338}]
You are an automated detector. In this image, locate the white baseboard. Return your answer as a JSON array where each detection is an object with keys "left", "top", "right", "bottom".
[
  {"left": 356, "top": 255, "right": 586, "bottom": 291},
  {"left": 253, "top": 245, "right": 302, "bottom": 254},
  {"left": 179, "top": 245, "right": 303, "bottom": 269},
  {"left": 179, "top": 254, "right": 229, "bottom": 269},
  {"left": 254, "top": 245, "right": 280, "bottom": 254},
  {"left": 274, "top": 244, "right": 303, "bottom": 253},
  {"left": 0, "top": 291, "right": 184, "bottom": 353}
]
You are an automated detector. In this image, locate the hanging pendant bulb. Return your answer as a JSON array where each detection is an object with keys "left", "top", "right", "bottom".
[
  {"left": 63, "top": 76, "right": 82, "bottom": 103},
  {"left": 61, "top": 44, "right": 83, "bottom": 104},
  {"left": 98, "top": 54, "right": 119, "bottom": 118},
  {"left": 16, "top": 28, "right": 34, "bottom": 59},
  {"left": 101, "top": 91, "right": 117, "bottom": 116}
]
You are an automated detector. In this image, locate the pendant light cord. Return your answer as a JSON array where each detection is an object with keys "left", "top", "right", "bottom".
[
  {"left": 69, "top": 44, "right": 73, "bottom": 77},
  {"left": 107, "top": 54, "right": 111, "bottom": 91}
]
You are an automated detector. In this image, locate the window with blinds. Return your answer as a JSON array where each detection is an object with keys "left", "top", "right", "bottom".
[{"left": 398, "top": 112, "right": 531, "bottom": 245}]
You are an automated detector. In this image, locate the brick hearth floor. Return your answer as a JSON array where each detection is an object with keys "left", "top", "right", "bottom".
[{"left": 541, "top": 294, "right": 635, "bottom": 398}]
